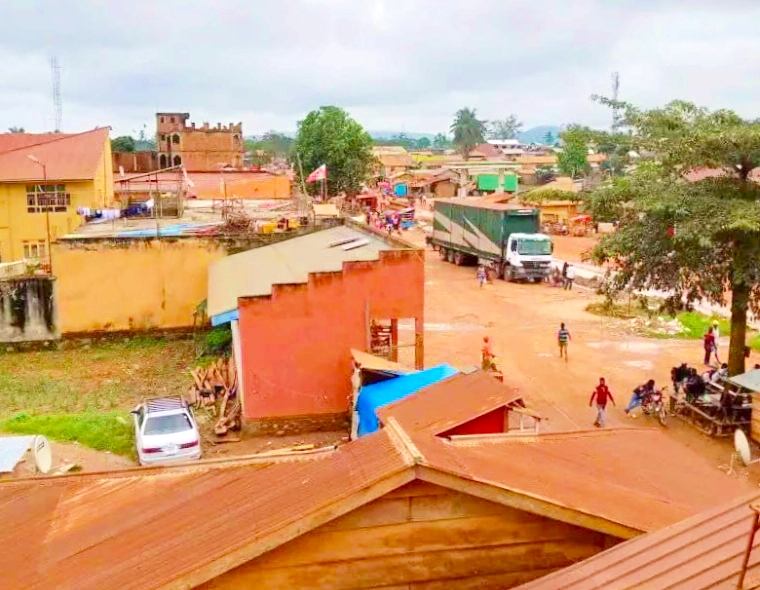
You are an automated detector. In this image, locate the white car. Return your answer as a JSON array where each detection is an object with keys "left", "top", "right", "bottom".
[{"left": 132, "top": 397, "right": 202, "bottom": 466}]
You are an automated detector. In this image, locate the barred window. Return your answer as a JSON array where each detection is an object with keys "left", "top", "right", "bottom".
[{"left": 26, "top": 184, "right": 70, "bottom": 213}]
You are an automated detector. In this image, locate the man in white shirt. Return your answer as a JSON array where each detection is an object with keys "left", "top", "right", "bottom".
[{"left": 564, "top": 264, "right": 576, "bottom": 290}]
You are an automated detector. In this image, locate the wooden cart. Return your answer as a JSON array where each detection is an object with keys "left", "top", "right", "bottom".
[{"left": 668, "top": 376, "right": 752, "bottom": 438}]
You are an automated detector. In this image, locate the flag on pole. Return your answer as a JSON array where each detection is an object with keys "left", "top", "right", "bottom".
[{"left": 306, "top": 164, "right": 327, "bottom": 183}]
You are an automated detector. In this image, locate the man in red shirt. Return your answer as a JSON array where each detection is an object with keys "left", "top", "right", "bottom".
[
  {"left": 481, "top": 336, "right": 494, "bottom": 370},
  {"left": 589, "top": 377, "right": 615, "bottom": 428}
]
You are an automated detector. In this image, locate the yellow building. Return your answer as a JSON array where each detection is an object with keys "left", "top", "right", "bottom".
[
  {"left": 0, "top": 128, "right": 113, "bottom": 263},
  {"left": 522, "top": 176, "right": 582, "bottom": 224}
]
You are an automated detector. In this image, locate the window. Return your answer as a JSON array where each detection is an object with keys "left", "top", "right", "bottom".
[
  {"left": 172, "top": 134, "right": 180, "bottom": 144},
  {"left": 160, "top": 134, "right": 166, "bottom": 141},
  {"left": 173, "top": 155, "right": 182, "bottom": 166},
  {"left": 160, "top": 116, "right": 165, "bottom": 123},
  {"left": 159, "top": 154, "right": 168, "bottom": 168},
  {"left": 22, "top": 240, "right": 47, "bottom": 259},
  {"left": 170, "top": 117, "right": 175, "bottom": 123},
  {"left": 26, "top": 184, "right": 70, "bottom": 213},
  {"left": 143, "top": 414, "right": 192, "bottom": 435}
]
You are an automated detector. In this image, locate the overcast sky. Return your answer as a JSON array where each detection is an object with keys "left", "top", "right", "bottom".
[{"left": 2, "top": 0, "right": 759, "bottom": 138}]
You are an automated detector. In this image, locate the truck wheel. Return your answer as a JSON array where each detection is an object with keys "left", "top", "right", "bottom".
[
  {"left": 439, "top": 247, "right": 448, "bottom": 260},
  {"left": 504, "top": 266, "right": 514, "bottom": 282},
  {"left": 453, "top": 251, "right": 464, "bottom": 266},
  {"left": 446, "top": 249, "right": 455, "bottom": 263}
]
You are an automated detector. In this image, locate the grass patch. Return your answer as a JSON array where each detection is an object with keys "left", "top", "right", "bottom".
[
  {"left": 1, "top": 412, "right": 135, "bottom": 457},
  {"left": 675, "top": 312, "right": 730, "bottom": 340}
]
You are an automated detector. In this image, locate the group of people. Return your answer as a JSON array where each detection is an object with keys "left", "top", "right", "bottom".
[{"left": 365, "top": 209, "right": 403, "bottom": 236}]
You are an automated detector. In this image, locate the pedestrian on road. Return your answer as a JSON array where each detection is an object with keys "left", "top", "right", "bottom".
[
  {"left": 557, "top": 323, "right": 571, "bottom": 362},
  {"left": 564, "top": 265, "right": 575, "bottom": 290},
  {"left": 481, "top": 336, "right": 495, "bottom": 371},
  {"left": 703, "top": 328, "right": 716, "bottom": 366},
  {"left": 589, "top": 378, "right": 615, "bottom": 427},
  {"left": 562, "top": 262, "right": 568, "bottom": 280},
  {"left": 477, "top": 265, "right": 487, "bottom": 289},
  {"left": 711, "top": 320, "right": 721, "bottom": 364}
]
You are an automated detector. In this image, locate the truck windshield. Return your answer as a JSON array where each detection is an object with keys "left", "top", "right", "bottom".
[{"left": 517, "top": 239, "right": 552, "bottom": 255}]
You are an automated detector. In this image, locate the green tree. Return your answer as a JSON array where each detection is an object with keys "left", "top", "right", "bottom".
[
  {"left": 489, "top": 115, "right": 522, "bottom": 140},
  {"left": 7, "top": 126, "right": 25, "bottom": 133},
  {"left": 433, "top": 133, "right": 451, "bottom": 150},
  {"left": 291, "top": 106, "right": 374, "bottom": 198},
  {"left": 557, "top": 125, "right": 591, "bottom": 178},
  {"left": 111, "top": 136, "right": 136, "bottom": 153},
  {"left": 586, "top": 99, "right": 760, "bottom": 375},
  {"left": 450, "top": 108, "right": 487, "bottom": 160},
  {"left": 543, "top": 131, "right": 555, "bottom": 145},
  {"left": 415, "top": 137, "right": 431, "bottom": 150}
]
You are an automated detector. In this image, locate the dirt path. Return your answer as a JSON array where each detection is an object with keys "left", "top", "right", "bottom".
[{"left": 406, "top": 241, "right": 759, "bottom": 487}]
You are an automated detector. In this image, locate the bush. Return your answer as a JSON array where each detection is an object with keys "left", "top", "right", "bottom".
[{"left": 205, "top": 326, "right": 232, "bottom": 354}]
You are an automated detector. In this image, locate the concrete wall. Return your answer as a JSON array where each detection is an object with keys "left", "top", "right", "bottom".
[
  {"left": 238, "top": 249, "right": 424, "bottom": 420},
  {"left": 199, "top": 481, "right": 619, "bottom": 590},
  {"left": 112, "top": 151, "right": 158, "bottom": 174},
  {"left": 53, "top": 238, "right": 225, "bottom": 333}
]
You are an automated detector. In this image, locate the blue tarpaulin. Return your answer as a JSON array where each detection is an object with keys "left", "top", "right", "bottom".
[
  {"left": 394, "top": 184, "right": 408, "bottom": 197},
  {"left": 356, "top": 364, "right": 458, "bottom": 436}
]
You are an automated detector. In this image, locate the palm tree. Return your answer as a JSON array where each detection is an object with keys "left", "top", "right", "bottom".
[{"left": 450, "top": 108, "right": 486, "bottom": 160}]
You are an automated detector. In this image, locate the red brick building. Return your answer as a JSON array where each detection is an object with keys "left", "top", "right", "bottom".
[
  {"left": 207, "top": 223, "right": 424, "bottom": 424},
  {"left": 156, "top": 112, "right": 244, "bottom": 171}
]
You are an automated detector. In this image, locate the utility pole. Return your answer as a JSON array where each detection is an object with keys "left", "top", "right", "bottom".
[
  {"left": 27, "top": 155, "right": 52, "bottom": 273},
  {"left": 611, "top": 72, "right": 621, "bottom": 132},
  {"left": 50, "top": 57, "right": 62, "bottom": 132}
]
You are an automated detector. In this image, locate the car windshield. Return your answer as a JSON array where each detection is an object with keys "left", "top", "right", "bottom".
[
  {"left": 144, "top": 414, "right": 192, "bottom": 435},
  {"left": 517, "top": 238, "right": 552, "bottom": 255}
]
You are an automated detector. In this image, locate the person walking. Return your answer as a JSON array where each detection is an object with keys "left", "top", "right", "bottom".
[
  {"left": 564, "top": 264, "right": 575, "bottom": 290},
  {"left": 711, "top": 320, "right": 721, "bottom": 364},
  {"left": 561, "top": 262, "right": 568, "bottom": 282},
  {"left": 477, "top": 265, "right": 487, "bottom": 289},
  {"left": 703, "top": 328, "right": 715, "bottom": 366},
  {"left": 481, "top": 336, "right": 495, "bottom": 371},
  {"left": 589, "top": 378, "right": 615, "bottom": 427},
  {"left": 557, "top": 323, "right": 571, "bottom": 362}
]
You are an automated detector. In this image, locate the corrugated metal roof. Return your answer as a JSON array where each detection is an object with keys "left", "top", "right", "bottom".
[
  {"left": 350, "top": 349, "right": 414, "bottom": 374},
  {"left": 208, "top": 225, "right": 409, "bottom": 318},
  {"left": 727, "top": 368, "right": 760, "bottom": 392},
  {"left": 414, "top": 428, "right": 749, "bottom": 535},
  {"left": 0, "top": 128, "right": 109, "bottom": 182},
  {"left": 514, "top": 492, "right": 760, "bottom": 590},
  {"left": 0, "top": 428, "right": 412, "bottom": 590},
  {"left": 377, "top": 371, "right": 523, "bottom": 436}
]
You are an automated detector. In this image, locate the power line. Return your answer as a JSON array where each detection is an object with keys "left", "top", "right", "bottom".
[{"left": 50, "top": 56, "right": 62, "bottom": 132}]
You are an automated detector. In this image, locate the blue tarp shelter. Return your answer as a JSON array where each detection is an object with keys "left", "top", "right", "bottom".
[{"left": 356, "top": 364, "right": 458, "bottom": 436}]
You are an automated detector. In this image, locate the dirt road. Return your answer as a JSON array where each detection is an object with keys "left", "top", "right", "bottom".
[{"left": 398, "top": 232, "right": 759, "bottom": 483}]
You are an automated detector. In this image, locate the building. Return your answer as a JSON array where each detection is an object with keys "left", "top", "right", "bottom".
[
  {"left": 0, "top": 369, "right": 748, "bottom": 590},
  {"left": 522, "top": 176, "right": 583, "bottom": 224},
  {"left": 515, "top": 491, "right": 760, "bottom": 590},
  {"left": 0, "top": 128, "right": 113, "bottom": 263},
  {"left": 156, "top": 112, "right": 244, "bottom": 171},
  {"left": 373, "top": 146, "right": 413, "bottom": 178},
  {"left": 207, "top": 223, "right": 425, "bottom": 426}
]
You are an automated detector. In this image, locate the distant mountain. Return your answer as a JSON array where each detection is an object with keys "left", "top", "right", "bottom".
[
  {"left": 517, "top": 126, "right": 561, "bottom": 145},
  {"left": 369, "top": 131, "right": 435, "bottom": 141}
]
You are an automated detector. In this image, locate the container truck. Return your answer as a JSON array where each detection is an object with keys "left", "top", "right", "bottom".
[{"left": 427, "top": 199, "right": 553, "bottom": 281}]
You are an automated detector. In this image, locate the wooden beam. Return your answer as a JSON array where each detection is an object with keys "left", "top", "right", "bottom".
[
  {"left": 415, "top": 465, "right": 641, "bottom": 540},
  {"left": 156, "top": 467, "right": 416, "bottom": 590}
]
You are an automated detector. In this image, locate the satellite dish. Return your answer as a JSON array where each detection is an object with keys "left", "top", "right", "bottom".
[
  {"left": 33, "top": 435, "right": 52, "bottom": 474},
  {"left": 736, "top": 429, "right": 752, "bottom": 466}
]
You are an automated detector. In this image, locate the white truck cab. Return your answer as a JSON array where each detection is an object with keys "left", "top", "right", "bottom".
[{"left": 504, "top": 233, "right": 553, "bottom": 281}]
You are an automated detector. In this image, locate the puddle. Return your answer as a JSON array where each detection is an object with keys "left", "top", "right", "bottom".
[{"left": 624, "top": 360, "right": 654, "bottom": 370}]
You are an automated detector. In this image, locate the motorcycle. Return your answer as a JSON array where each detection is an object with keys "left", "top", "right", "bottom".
[{"left": 641, "top": 387, "right": 667, "bottom": 427}]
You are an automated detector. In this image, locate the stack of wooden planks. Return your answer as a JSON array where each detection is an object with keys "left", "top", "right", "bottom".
[{"left": 187, "top": 357, "right": 242, "bottom": 436}]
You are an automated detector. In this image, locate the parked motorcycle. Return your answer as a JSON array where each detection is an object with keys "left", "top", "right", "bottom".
[{"left": 642, "top": 387, "right": 667, "bottom": 427}]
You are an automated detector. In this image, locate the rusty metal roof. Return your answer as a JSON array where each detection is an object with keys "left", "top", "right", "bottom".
[
  {"left": 376, "top": 370, "right": 522, "bottom": 436},
  {"left": 413, "top": 428, "right": 749, "bottom": 535},
  {"left": 0, "top": 128, "right": 110, "bottom": 182},
  {"left": 514, "top": 491, "right": 760, "bottom": 590},
  {"left": 0, "top": 429, "right": 413, "bottom": 590}
]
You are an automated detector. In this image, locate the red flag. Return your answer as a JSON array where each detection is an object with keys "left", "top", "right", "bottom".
[{"left": 306, "top": 164, "right": 327, "bottom": 183}]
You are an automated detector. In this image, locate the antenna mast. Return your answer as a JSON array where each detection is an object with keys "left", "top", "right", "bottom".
[
  {"left": 50, "top": 56, "right": 62, "bottom": 132},
  {"left": 611, "top": 71, "right": 621, "bottom": 132}
]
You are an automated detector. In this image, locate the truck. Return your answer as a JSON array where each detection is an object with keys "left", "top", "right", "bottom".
[{"left": 427, "top": 199, "right": 553, "bottom": 281}]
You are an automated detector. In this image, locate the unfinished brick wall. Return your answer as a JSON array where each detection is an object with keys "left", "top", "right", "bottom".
[{"left": 156, "top": 113, "right": 244, "bottom": 171}]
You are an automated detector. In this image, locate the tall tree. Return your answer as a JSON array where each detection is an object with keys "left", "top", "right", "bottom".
[
  {"left": 291, "top": 106, "right": 374, "bottom": 198},
  {"left": 557, "top": 125, "right": 591, "bottom": 178},
  {"left": 7, "top": 126, "right": 25, "bottom": 133},
  {"left": 586, "top": 99, "right": 760, "bottom": 375},
  {"left": 415, "top": 137, "right": 431, "bottom": 150},
  {"left": 450, "top": 108, "right": 487, "bottom": 160},
  {"left": 489, "top": 115, "right": 523, "bottom": 140},
  {"left": 111, "top": 136, "right": 136, "bottom": 153},
  {"left": 543, "top": 131, "right": 555, "bottom": 145},
  {"left": 433, "top": 133, "right": 451, "bottom": 150}
]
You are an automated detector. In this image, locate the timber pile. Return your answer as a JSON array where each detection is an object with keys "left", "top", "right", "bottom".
[{"left": 187, "top": 357, "right": 242, "bottom": 436}]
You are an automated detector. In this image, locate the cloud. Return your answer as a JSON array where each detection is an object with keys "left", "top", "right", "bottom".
[{"left": 0, "top": 0, "right": 759, "bottom": 136}]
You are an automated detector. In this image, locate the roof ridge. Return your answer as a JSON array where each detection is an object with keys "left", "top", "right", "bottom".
[
  {"left": 384, "top": 417, "right": 424, "bottom": 465},
  {"left": 0, "top": 127, "right": 108, "bottom": 156}
]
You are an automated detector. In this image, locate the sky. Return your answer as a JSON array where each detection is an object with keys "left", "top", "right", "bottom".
[{"left": 2, "top": 0, "right": 760, "bottom": 138}]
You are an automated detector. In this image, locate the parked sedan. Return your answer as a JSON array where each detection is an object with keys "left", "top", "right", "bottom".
[{"left": 132, "top": 397, "right": 202, "bottom": 466}]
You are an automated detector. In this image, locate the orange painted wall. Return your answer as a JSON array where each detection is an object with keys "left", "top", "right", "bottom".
[{"left": 238, "top": 251, "right": 424, "bottom": 420}]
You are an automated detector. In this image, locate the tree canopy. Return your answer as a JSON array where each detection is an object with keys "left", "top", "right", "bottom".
[
  {"left": 291, "top": 106, "right": 374, "bottom": 198},
  {"left": 489, "top": 115, "right": 522, "bottom": 140},
  {"left": 7, "top": 126, "right": 25, "bottom": 133},
  {"left": 245, "top": 132, "right": 293, "bottom": 165},
  {"left": 586, "top": 100, "right": 760, "bottom": 375},
  {"left": 433, "top": 133, "right": 452, "bottom": 150},
  {"left": 450, "top": 108, "right": 487, "bottom": 160},
  {"left": 111, "top": 136, "right": 136, "bottom": 153},
  {"left": 557, "top": 125, "right": 591, "bottom": 178},
  {"left": 543, "top": 131, "right": 555, "bottom": 145}
]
